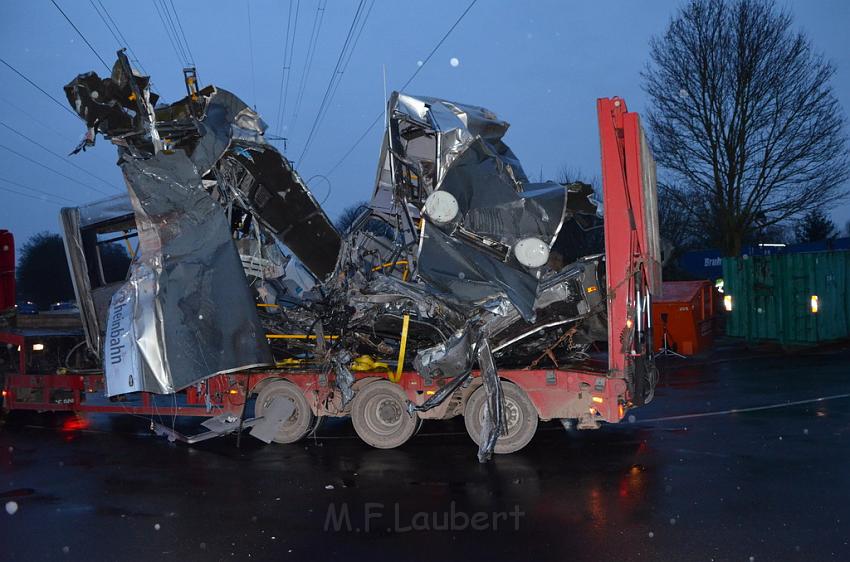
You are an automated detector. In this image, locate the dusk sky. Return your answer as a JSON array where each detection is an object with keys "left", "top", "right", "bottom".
[{"left": 1, "top": 0, "right": 848, "bottom": 247}]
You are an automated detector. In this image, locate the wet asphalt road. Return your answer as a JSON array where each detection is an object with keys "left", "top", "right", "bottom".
[{"left": 1, "top": 344, "right": 849, "bottom": 561}]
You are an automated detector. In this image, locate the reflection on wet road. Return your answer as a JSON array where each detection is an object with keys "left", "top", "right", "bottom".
[{"left": 2, "top": 346, "right": 849, "bottom": 561}]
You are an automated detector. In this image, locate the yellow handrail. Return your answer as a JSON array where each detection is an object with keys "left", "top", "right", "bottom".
[{"left": 371, "top": 260, "right": 409, "bottom": 271}]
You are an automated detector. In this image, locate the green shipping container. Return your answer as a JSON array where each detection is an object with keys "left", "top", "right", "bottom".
[{"left": 722, "top": 251, "right": 850, "bottom": 344}]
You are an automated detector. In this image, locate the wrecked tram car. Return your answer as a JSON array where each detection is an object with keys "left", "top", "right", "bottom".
[{"left": 55, "top": 54, "right": 659, "bottom": 461}]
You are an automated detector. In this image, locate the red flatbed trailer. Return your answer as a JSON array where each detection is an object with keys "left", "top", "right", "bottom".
[{"left": 1, "top": 97, "right": 659, "bottom": 452}]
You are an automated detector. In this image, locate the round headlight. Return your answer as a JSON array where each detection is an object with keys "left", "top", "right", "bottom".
[
  {"left": 423, "top": 191, "right": 459, "bottom": 224},
  {"left": 514, "top": 237, "right": 550, "bottom": 268}
]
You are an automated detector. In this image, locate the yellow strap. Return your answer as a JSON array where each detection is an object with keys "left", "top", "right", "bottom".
[{"left": 391, "top": 314, "right": 410, "bottom": 383}]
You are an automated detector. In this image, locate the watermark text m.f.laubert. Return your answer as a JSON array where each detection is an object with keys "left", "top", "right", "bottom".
[{"left": 324, "top": 502, "right": 524, "bottom": 533}]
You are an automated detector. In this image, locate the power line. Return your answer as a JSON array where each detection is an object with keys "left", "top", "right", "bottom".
[
  {"left": 96, "top": 0, "right": 145, "bottom": 69},
  {"left": 0, "top": 58, "right": 78, "bottom": 118},
  {"left": 0, "top": 94, "right": 78, "bottom": 143},
  {"left": 273, "top": 0, "right": 296, "bottom": 140},
  {"left": 278, "top": 0, "right": 301, "bottom": 136},
  {"left": 159, "top": 0, "right": 189, "bottom": 64},
  {"left": 325, "top": 113, "right": 381, "bottom": 176},
  {"left": 289, "top": 0, "right": 328, "bottom": 132},
  {"left": 49, "top": 0, "right": 111, "bottom": 72},
  {"left": 152, "top": 0, "right": 189, "bottom": 67},
  {"left": 0, "top": 176, "right": 77, "bottom": 205},
  {"left": 0, "top": 183, "right": 66, "bottom": 207},
  {"left": 167, "top": 0, "right": 195, "bottom": 65},
  {"left": 315, "top": 0, "right": 373, "bottom": 135},
  {"left": 281, "top": 0, "right": 302, "bottom": 126},
  {"left": 246, "top": 0, "right": 258, "bottom": 109},
  {"left": 89, "top": 0, "right": 149, "bottom": 76},
  {"left": 297, "top": 0, "right": 368, "bottom": 164},
  {"left": 88, "top": 1, "right": 123, "bottom": 54},
  {"left": 397, "top": 0, "right": 477, "bottom": 92},
  {"left": 0, "top": 121, "right": 121, "bottom": 192},
  {"left": 0, "top": 143, "right": 112, "bottom": 197},
  {"left": 340, "top": 0, "right": 374, "bottom": 76},
  {"left": 324, "top": 0, "right": 478, "bottom": 176}
]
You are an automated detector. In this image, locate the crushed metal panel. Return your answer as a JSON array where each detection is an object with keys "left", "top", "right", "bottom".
[
  {"left": 60, "top": 194, "right": 137, "bottom": 357},
  {"left": 103, "top": 150, "right": 273, "bottom": 395},
  {"left": 153, "top": 415, "right": 262, "bottom": 444},
  {"left": 476, "top": 337, "right": 506, "bottom": 463},
  {"left": 61, "top": 56, "right": 614, "bottom": 462},
  {"left": 77, "top": 193, "right": 135, "bottom": 227},
  {"left": 59, "top": 206, "right": 101, "bottom": 355},
  {"left": 64, "top": 55, "right": 341, "bottom": 279},
  {"left": 371, "top": 91, "right": 604, "bottom": 460},
  {"left": 637, "top": 124, "right": 662, "bottom": 294},
  {"left": 371, "top": 93, "right": 574, "bottom": 322},
  {"left": 249, "top": 396, "right": 296, "bottom": 443},
  {"left": 62, "top": 52, "right": 345, "bottom": 396},
  {"left": 181, "top": 86, "right": 340, "bottom": 278},
  {"left": 417, "top": 223, "right": 539, "bottom": 318},
  {"left": 416, "top": 138, "right": 568, "bottom": 320},
  {"left": 217, "top": 144, "right": 341, "bottom": 277}
]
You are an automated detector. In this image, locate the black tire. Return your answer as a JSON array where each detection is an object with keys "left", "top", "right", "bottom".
[
  {"left": 255, "top": 380, "right": 314, "bottom": 444},
  {"left": 351, "top": 380, "right": 418, "bottom": 449},
  {"left": 464, "top": 382, "right": 538, "bottom": 454}
]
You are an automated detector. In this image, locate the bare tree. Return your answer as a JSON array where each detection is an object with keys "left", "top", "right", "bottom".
[
  {"left": 16, "top": 232, "right": 129, "bottom": 309},
  {"left": 557, "top": 166, "right": 599, "bottom": 189},
  {"left": 335, "top": 201, "right": 394, "bottom": 238},
  {"left": 655, "top": 184, "right": 699, "bottom": 247},
  {"left": 795, "top": 209, "right": 837, "bottom": 243},
  {"left": 335, "top": 201, "right": 370, "bottom": 233},
  {"left": 643, "top": 0, "right": 849, "bottom": 256}
]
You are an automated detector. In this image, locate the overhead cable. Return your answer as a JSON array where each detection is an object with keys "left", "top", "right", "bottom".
[
  {"left": 49, "top": 0, "right": 111, "bottom": 72},
  {"left": 0, "top": 121, "right": 121, "bottom": 192},
  {"left": 0, "top": 143, "right": 112, "bottom": 197},
  {"left": 0, "top": 58, "right": 78, "bottom": 118},
  {"left": 324, "top": 0, "right": 477, "bottom": 175},
  {"left": 296, "top": 0, "right": 367, "bottom": 164}
]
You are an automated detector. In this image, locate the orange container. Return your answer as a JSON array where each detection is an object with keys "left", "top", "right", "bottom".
[{"left": 652, "top": 280, "right": 715, "bottom": 355}]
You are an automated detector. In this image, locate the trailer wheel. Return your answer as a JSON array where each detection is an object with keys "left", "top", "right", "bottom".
[
  {"left": 255, "top": 380, "right": 314, "bottom": 444},
  {"left": 464, "top": 383, "right": 538, "bottom": 454},
  {"left": 351, "top": 380, "right": 418, "bottom": 449}
]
